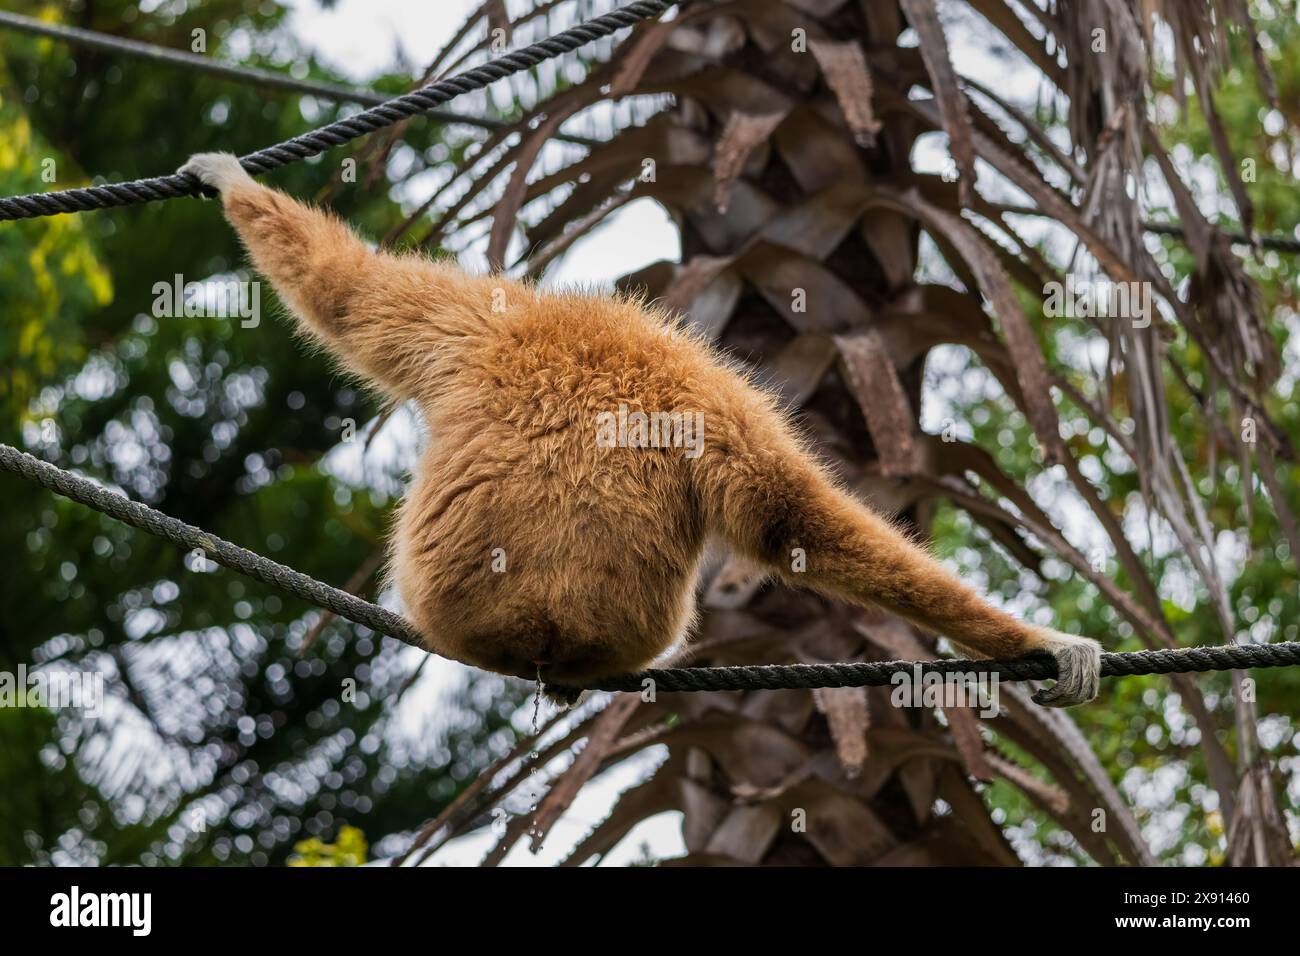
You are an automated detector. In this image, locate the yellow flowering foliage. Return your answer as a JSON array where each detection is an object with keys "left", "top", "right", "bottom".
[
  {"left": 0, "top": 83, "right": 112, "bottom": 418},
  {"left": 287, "top": 825, "right": 368, "bottom": 867}
]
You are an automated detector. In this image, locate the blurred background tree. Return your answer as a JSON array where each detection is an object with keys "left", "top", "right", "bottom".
[
  {"left": 0, "top": 0, "right": 528, "bottom": 866},
  {"left": 1, "top": 0, "right": 1297, "bottom": 867}
]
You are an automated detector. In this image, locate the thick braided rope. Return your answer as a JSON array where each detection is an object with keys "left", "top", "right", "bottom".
[
  {"left": 0, "top": 0, "right": 672, "bottom": 221},
  {"left": 0, "top": 10, "right": 598, "bottom": 146},
  {"left": 565, "top": 642, "right": 1300, "bottom": 693},
  {"left": 0, "top": 10, "right": 403, "bottom": 109},
  {"left": 0, "top": 443, "right": 424, "bottom": 649},
  {"left": 5, "top": 441, "right": 1300, "bottom": 693}
]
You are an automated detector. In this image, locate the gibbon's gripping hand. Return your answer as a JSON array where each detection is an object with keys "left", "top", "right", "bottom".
[
  {"left": 179, "top": 152, "right": 256, "bottom": 196},
  {"left": 1027, "top": 628, "right": 1102, "bottom": 707}
]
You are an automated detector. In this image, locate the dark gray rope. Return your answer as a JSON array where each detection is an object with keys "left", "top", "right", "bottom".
[
  {"left": 0, "top": 0, "right": 671, "bottom": 221},
  {"left": 0, "top": 9, "right": 598, "bottom": 147},
  {"left": 5, "top": 442, "right": 1299, "bottom": 693},
  {"left": 561, "top": 642, "right": 1300, "bottom": 693},
  {"left": 0, "top": 10, "right": 413, "bottom": 109},
  {"left": 0, "top": 442, "right": 424, "bottom": 648}
]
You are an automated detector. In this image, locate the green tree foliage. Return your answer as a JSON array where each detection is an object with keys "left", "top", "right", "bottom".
[
  {"left": 287, "top": 823, "right": 367, "bottom": 866},
  {"left": 927, "top": 5, "right": 1300, "bottom": 864},
  {"left": 0, "top": 0, "right": 526, "bottom": 866}
]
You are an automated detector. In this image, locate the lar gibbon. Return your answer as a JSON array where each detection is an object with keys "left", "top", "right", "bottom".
[{"left": 180, "top": 152, "right": 1101, "bottom": 707}]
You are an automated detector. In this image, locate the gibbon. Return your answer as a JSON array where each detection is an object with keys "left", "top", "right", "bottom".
[{"left": 180, "top": 152, "right": 1101, "bottom": 707}]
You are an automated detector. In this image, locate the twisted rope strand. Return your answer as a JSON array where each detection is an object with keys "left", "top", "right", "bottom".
[
  {"left": 5, "top": 442, "right": 1299, "bottom": 694},
  {"left": 0, "top": 443, "right": 424, "bottom": 648},
  {"left": 0, "top": 10, "right": 411, "bottom": 109},
  {"left": 0, "top": 9, "right": 599, "bottom": 146},
  {"left": 0, "top": 0, "right": 672, "bottom": 221},
  {"left": 561, "top": 642, "right": 1300, "bottom": 694}
]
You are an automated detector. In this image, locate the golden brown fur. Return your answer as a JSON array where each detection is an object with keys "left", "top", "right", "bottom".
[{"left": 180, "top": 152, "right": 1101, "bottom": 706}]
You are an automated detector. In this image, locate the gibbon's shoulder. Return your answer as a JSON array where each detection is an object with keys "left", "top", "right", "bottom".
[{"left": 487, "top": 281, "right": 712, "bottom": 365}]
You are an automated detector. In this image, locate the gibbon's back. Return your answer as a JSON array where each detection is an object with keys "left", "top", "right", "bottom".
[{"left": 180, "top": 151, "right": 1102, "bottom": 706}]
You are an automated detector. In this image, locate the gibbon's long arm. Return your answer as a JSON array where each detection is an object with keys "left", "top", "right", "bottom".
[
  {"left": 696, "top": 387, "right": 1101, "bottom": 707},
  {"left": 179, "top": 152, "right": 501, "bottom": 402}
]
